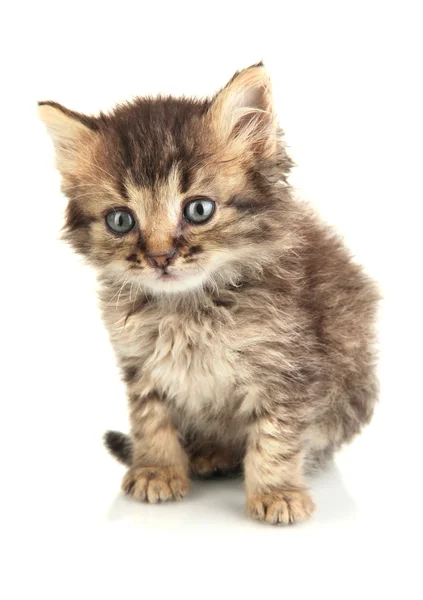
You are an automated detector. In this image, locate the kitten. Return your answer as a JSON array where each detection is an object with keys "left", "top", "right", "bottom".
[{"left": 38, "top": 63, "right": 379, "bottom": 525}]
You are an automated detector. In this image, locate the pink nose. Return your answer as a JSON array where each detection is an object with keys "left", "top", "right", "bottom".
[{"left": 146, "top": 249, "right": 176, "bottom": 269}]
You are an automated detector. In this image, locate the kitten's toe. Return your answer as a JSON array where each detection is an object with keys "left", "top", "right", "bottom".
[
  {"left": 247, "top": 490, "right": 315, "bottom": 525},
  {"left": 122, "top": 466, "right": 190, "bottom": 503}
]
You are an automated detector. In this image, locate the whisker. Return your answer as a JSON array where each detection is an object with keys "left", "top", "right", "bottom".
[
  {"left": 103, "top": 268, "right": 132, "bottom": 307},
  {"left": 116, "top": 276, "right": 129, "bottom": 309}
]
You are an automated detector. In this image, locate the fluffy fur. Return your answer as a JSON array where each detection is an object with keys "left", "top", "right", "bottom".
[{"left": 39, "top": 64, "right": 379, "bottom": 524}]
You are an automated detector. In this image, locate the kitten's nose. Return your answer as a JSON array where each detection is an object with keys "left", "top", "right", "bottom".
[{"left": 146, "top": 249, "right": 177, "bottom": 270}]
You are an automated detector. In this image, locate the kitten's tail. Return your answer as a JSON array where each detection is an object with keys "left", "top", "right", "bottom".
[{"left": 103, "top": 431, "right": 133, "bottom": 466}]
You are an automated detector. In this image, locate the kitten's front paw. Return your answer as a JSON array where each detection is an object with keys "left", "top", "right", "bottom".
[
  {"left": 247, "top": 489, "right": 315, "bottom": 525},
  {"left": 121, "top": 466, "right": 190, "bottom": 503}
]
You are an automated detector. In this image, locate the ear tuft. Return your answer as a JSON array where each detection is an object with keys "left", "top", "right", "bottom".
[{"left": 250, "top": 60, "right": 264, "bottom": 68}]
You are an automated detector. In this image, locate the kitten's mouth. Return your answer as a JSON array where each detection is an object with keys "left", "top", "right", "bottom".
[
  {"left": 157, "top": 270, "right": 178, "bottom": 281},
  {"left": 141, "top": 263, "right": 209, "bottom": 293}
]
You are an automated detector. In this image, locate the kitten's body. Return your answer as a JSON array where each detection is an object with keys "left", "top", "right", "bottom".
[
  {"left": 102, "top": 210, "right": 377, "bottom": 470},
  {"left": 39, "top": 64, "right": 379, "bottom": 524}
]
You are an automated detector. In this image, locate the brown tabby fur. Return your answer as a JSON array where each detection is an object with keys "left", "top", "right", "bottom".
[{"left": 38, "top": 64, "right": 379, "bottom": 524}]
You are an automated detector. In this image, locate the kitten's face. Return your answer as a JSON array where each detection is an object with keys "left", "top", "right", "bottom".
[{"left": 39, "top": 65, "right": 292, "bottom": 295}]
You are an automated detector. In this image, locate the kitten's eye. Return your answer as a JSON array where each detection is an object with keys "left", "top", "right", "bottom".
[
  {"left": 106, "top": 210, "right": 135, "bottom": 234},
  {"left": 183, "top": 197, "right": 215, "bottom": 224}
]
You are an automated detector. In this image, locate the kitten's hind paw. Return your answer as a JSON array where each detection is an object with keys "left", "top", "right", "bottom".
[
  {"left": 247, "top": 489, "right": 315, "bottom": 525},
  {"left": 190, "top": 450, "right": 240, "bottom": 478},
  {"left": 122, "top": 466, "right": 190, "bottom": 503}
]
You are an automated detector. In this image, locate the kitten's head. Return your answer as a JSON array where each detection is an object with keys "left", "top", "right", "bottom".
[{"left": 39, "top": 64, "right": 293, "bottom": 295}]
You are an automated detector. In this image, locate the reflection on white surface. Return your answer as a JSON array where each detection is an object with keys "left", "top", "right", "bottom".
[{"left": 104, "top": 462, "right": 357, "bottom": 529}]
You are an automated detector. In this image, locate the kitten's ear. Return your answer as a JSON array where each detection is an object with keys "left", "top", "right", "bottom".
[
  {"left": 210, "top": 63, "right": 276, "bottom": 156},
  {"left": 37, "top": 101, "right": 98, "bottom": 175}
]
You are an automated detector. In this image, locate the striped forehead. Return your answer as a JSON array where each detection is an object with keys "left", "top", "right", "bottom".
[{"left": 125, "top": 164, "right": 183, "bottom": 226}]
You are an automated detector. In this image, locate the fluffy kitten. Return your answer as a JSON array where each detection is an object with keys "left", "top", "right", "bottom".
[{"left": 38, "top": 63, "right": 379, "bottom": 524}]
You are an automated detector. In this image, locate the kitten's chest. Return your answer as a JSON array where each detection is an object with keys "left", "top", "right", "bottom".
[{"left": 116, "top": 307, "right": 241, "bottom": 411}]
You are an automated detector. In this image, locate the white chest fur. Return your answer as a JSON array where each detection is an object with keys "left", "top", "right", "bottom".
[{"left": 113, "top": 304, "right": 242, "bottom": 415}]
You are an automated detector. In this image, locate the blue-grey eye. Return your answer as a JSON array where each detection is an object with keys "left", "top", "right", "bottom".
[
  {"left": 106, "top": 210, "right": 135, "bottom": 234},
  {"left": 183, "top": 197, "right": 215, "bottom": 224}
]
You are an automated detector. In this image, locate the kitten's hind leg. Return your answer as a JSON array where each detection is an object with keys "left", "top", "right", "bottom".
[
  {"left": 189, "top": 445, "right": 242, "bottom": 478},
  {"left": 304, "top": 444, "right": 335, "bottom": 475}
]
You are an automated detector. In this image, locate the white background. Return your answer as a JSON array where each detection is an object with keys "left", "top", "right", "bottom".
[{"left": 1, "top": 1, "right": 422, "bottom": 599}]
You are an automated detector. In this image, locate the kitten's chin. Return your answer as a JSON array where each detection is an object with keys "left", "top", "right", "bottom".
[{"left": 141, "top": 269, "right": 210, "bottom": 294}]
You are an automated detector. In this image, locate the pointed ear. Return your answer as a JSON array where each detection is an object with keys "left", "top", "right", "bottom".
[
  {"left": 210, "top": 63, "right": 276, "bottom": 156},
  {"left": 37, "top": 101, "right": 98, "bottom": 175}
]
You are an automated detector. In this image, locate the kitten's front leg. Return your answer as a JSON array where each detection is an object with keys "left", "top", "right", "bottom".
[
  {"left": 121, "top": 393, "right": 190, "bottom": 503},
  {"left": 244, "top": 416, "right": 315, "bottom": 525}
]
